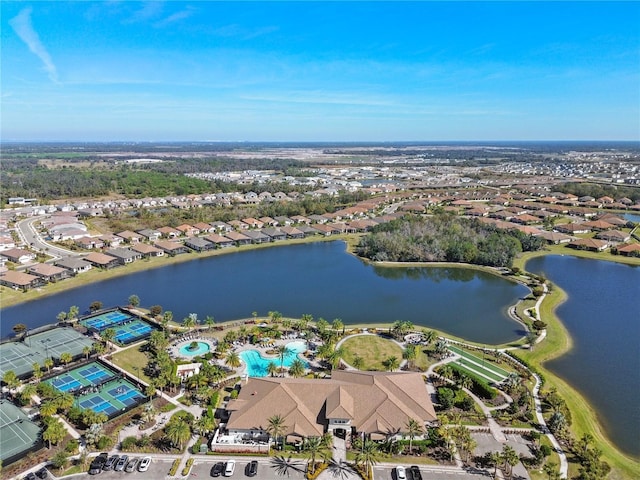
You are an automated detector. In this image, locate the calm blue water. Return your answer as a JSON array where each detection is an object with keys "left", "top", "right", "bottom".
[
  {"left": 0, "top": 242, "right": 528, "bottom": 344},
  {"left": 527, "top": 256, "right": 640, "bottom": 458},
  {"left": 622, "top": 213, "right": 640, "bottom": 224},
  {"left": 240, "top": 341, "right": 308, "bottom": 377},
  {"left": 178, "top": 341, "right": 211, "bottom": 356}
]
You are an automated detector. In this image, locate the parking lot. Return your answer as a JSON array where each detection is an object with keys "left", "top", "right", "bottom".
[
  {"left": 373, "top": 465, "right": 491, "bottom": 480},
  {"left": 189, "top": 458, "right": 307, "bottom": 479}
]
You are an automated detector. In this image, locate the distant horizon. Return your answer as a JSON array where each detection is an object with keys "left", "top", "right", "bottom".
[{"left": 2, "top": 2, "right": 638, "bottom": 142}]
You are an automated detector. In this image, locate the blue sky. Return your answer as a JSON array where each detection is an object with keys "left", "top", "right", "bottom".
[{"left": 2, "top": 1, "right": 639, "bottom": 142}]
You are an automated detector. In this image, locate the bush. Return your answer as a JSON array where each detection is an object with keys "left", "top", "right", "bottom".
[
  {"left": 437, "top": 387, "right": 455, "bottom": 409},
  {"left": 121, "top": 436, "right": 139, "bottom": 450},
  {"left": 96, "top": 436, "right": 112, "bottom": 450},
  {"left": 168, "top": 459, "right": 180, "bottom": 476},
  {"left": 449, "top": 364, "right": 496, "bottom": 399},
  {"left": 230, "top": 390, "right": 239, "bottom": 399},
  {"left": 65, "top": 439, "right": 79, "bottom": 454}
]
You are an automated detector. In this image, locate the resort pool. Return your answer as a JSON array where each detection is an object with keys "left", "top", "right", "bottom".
[
  {"left": 178, "top": 341, "right": 211, "bottom": 357},
  {"left": 240, "top": 341, "right": 308, "bottom": 377}
]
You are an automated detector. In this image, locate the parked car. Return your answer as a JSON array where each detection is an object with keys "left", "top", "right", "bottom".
[
  {"left": 102, "top": 455, "right": 119, "bottom": 471},
  {"left": 138, "top": 456, "right": 152, "bottom": 472},
  {"left": 125, "top": 458, "right": 139, "bottom": 473},
  {"left": 89, "top": 453, "right": 109, "bottom": 475},
  {"left": 35, "top": 468, "right": 49, "bottom": 479},
  {"left": 224, "top": 460, "right": 236, "bottom": 477},
  {"left": 24, "top": 473, "right": 37, "bottom": 480},
  {"left": 396, "top": 466, "right": 407, "bottom": 480},
  {"left": 409, "top": 465, "right": 423, "bottom": 480},
  {"left": 247, "top": 460, "right": 258, "bottom": 477},
  {"left": 114, "top": 455, "right": 129, "bottom": 472},
  {"left": 210, "top": 462, "right": 225, "bottom": 477}
]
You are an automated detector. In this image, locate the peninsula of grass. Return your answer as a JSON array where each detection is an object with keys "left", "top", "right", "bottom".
[
  {"left": 340, "top": 334, "right": 403, "bottom": 371},
  {"left": 109, "top": 345, "right": 152, "bottom": 384}
]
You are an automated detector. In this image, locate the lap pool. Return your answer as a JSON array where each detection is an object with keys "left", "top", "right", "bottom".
[{"left": 240, "top": 341, "right": 308, "bottom": 377}]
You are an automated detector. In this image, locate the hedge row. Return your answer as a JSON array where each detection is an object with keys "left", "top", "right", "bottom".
[{"left": 449, "top": 363, "right": 497, "bottom": 399}]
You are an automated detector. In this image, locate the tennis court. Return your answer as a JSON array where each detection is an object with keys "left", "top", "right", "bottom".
[
  {"left": 0, "top": 327, "right": 95, "bottom": 379},
  {"left": 77, "top": 378, "right": 146, "bottom": 417},
  {"left": 112, "top": 319, "right": 153, "bottom": 344},
  {"left": 0, "top": 400, "right": 41, "bottom": 465},
  {"left": 46, "top": 362, "right": 116, "bottom": 394},
  {"left": 80, "top": 309, "right": 155, "bottom": 345},
  {"left": 80, "top": 309, "right": 134, "bottom": 331}
]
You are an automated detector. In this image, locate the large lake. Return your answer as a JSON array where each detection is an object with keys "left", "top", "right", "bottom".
[
  {"left": 527, "top": 256, "right": 640, "bottom": 458},
  {"left": 0, "top": 241, "right": 528, "bottom": 344}
]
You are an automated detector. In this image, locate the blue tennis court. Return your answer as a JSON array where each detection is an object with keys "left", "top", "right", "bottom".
[
  {"left": 113, "top": 319, "right": 153, "bottom": 344},
  {"left": 80, "top": 310, "right": 136, "bottom": 331},
  {"left": 46, "top": 362, "right": 118, "bottom": 394},
  {"left": 77, "top": 379, "right": 145, "bottom": 417}
]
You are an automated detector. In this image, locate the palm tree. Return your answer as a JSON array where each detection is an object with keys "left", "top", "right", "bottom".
[
  {"left": 182, "top": 313, "right": 197, "bottom": 331},
  {"left": 266, "top": 414, "right": 288, "bottom": 449},
  {"left": 40, "top": 400, "right": 58, "bottom": 417},
  {"left": 59, "top": 352, "right": 73, "bottom": 366},
  {"left": 56, "top": 311, "right": 68, "bottom": 323},
  {"left": 269, "top": 311, "right": 283, "bottom": 324},
  {"left": 303, "top": 436, "right": 329, "bottom": 474},
  {"left": 439, "top": 365, "right": 454, "bottom": 383},
  {"left": 12, "top": 323, "right": 27, "bottom": 337},
  {"left": 277, "top": 345, "right": 291, "bottom": 377},
  {"left": 196, "top": 415, "right": 217, "bottom": 436},
  {"left": 82, "top": 346, "right": 91, "bottom": 360},
  {"left": 44, "top": 357, "right": 54, "bottom": 373},
  {"left": 434, "top": 339, "right": 449, "bottom": 359},
  {"left": 205, "top": 315, "right": 216, "bottom": 330},
  {"left": 501, "top": 445, "right": 520, "bottom": 479},
  {"left": 422, "top": 329, "right": 437, "bottom": 345},
  {"left": 225, "top": 351, "right": 242, "bottom": 369},
  {"left": 332, "top": 318, "right": 344, "bottom": 334},
  {"left": 352, "top": 355, "right": 364, "bottom": 370},
  {"left": 316, "top": 318, "right": 328, "bottom": 333},
  {"left": 269, "top": 455, "right": 304, "bottom": 477},
  {"left": 267, "top": 361, "right": 278, "bottom": 378},
  {"left": 128, "top": 294, "right": 140, "bottom": 308},
  {"left": 67, "top": 305, "right": 79, "bottom": 322},
  {"left": 383, "top": 356, "right": 399, "bottom": 372},
  {"left": 354, "top": 440, "right": 380, "bottom": 480},
  {"left": 403, "top": 344, "right": 417, "bottom": 369},
  {"left": 19, "top": 384, "right": 37, "bottom": 406},
  {"left": 458, "top": 374, "right": 473, "bottom": 391},
  {"left": 2, "top": 371, "right": 21, "bottom": 392},
  {"left": 162, "top": 311, "right": 173, "bottom": 332},
  {"left": 32, "top": 362, "right": 42, "bottom": 381},
  {"left": 42, "top": 418, "right": 66, "bottom": 448},
  {"left": 405, "top": 418, "right": 424, "bottom": 454},
  {"left": 165, "top": 419, "right": 191, "bottom": 449},
  {"left": 92, "top": 342, "right": 105, "bottom": 356},
  {"left": 101, "top": 328, "right": 116, "bottom": 351},
  {"left": 489, "top": 451, "right": 502, "bottom": 478},
  {"left": 288, "top": 358, "right": 306, "bottom": 378}
]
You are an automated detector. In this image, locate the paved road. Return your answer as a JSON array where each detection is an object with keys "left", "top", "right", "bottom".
[{"left": 15, "top": 216, "right": 80, "bottom": 260}]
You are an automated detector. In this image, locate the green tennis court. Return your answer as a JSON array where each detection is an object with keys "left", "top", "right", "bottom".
[
  {"left": 0, "top": 327, "right": 95, "bottom": 379},
  {"left": 0, "top": 400, "right": 41, "bottom": 465}
]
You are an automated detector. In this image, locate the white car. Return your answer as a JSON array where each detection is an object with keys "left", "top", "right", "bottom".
[
  {"left": 396, "top": 466, "right": 407, "bottom": 480},
  {"left": 224, "top": 460, "right": 236, "bottom": 476},
  {"left": 138, "top": 456, "right": 151, "bottom": 472}
]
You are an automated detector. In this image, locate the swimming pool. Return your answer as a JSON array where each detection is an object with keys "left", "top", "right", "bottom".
[
  {"left": 240, "top": 341, "right": 308, "bottom": 377},
  {"left": 178, "top": 341, "right": 211, "bottom": 357}
]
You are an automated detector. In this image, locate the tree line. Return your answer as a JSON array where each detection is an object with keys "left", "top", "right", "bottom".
[{"left": 356, "top": 214, "right": 544, "bottom": 268}]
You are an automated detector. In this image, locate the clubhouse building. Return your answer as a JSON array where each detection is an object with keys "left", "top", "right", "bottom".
[{"left": 223, "top": 370, "right": 437, "bottom": 444}]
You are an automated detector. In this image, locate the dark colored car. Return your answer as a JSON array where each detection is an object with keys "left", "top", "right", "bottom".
[
  {"left": 114, "top": 455, "right": 129, "bottom": 472},
  {"left": 24, "top": 473, "right": 37, "bottom": 480},
  {"left": 125, "top": 458, "right": 139, "bottom": 473},
  {"left": 35, "top": 468, "right": 49, "bottom": 479},
  {"left": 89, "top": 453, "right": 109, "bottom": 475},
  {"left": 102, "top": 455, "right": 119, "bottom": 471},
  {"left": 246, "top": 460, "right": 258, "bottom": 477},
  {"left": 409, "top": 465, "right": 423, "bottom": 480},
  {"left": 210, "top": 462, "right": 224, "bottom": 477}
]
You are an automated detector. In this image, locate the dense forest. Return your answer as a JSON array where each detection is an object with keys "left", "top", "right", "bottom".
[
  {"left": 356, "top": 214, "right": 544, "bottom": 267},
  {"left": 555, "top": 182, "right": 640, "bottom": 203},
  {"left": 0, "top": 156, "right": 310, "bottom": 203}
]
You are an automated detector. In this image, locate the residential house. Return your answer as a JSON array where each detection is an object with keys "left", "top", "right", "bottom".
[
  {"left": 137, "top": 229, "right": 162, "bottom": 242},
  {"left": 74, "top": 236, "right": 105, "bottom": 250},
  {"left": 185, "top": 237, "right": 215, "bottom": 252},
  {"left": 261, "top": 228, "right": 286, "bottom": 241},
  {"left": 131, "top": 243, "right": 165, "bottom": 258},
  {"left": 225, "top": 231, "right": 252, "bottom": 246},
  {"left": 568, "top": 238, "right": 609, "bottom": 252},
  {"left": 176, "top": 224, "right": 199, "bottom": 237},
  {"left": 555, "top": 223, "right": 591, "bottom": 235},
  {"left": 55, "top": 257, "right": 92, "bottom": 274},
  {"left": 115, "top": 230, "right": 142, "bottom": 244},
  {"left": 99, "top": 234, "right": 123, "bottom": 248},
  {"left": 192, "top": 222, "right": 216, "bottom": 234},
  {"left": 0, "top": 270, "right": 43, "bottom": 291},
  {"left": 595, "top": 230, "right": 631, "bottom": 243},
  {"left": 211, "top": 221, "right": 233, "bottom": 233},
  {"left": 242, "top": 218, "right": 264, "bottom": 229},
  {"left": 228, "top": 220, "right": 249, "bottom": 230},
  {"left": 0, "top": 248, "right": 36, "bottom": 265},
  {"left": 154, "top": 240, "right": 187, "bottom": 256},
  {"left": 84, "top": 252, "right": 120, "bottom": 269},
  {"left": 616, "top": 243, "right": 640, "bottom": 257},
  {"left": 243, "top": 230, "right": 271, "bottom": 244},
  {"left": 280, "top": 226, "right": 305, "bottom": 239},
  {"left": 27, "top": 263, "right": 70, "bottom": 282},
  {"left": 0, "top": 236, "right": 17, "bottom": 252},
  {"left": 105, "top": 248, "right": 142, "bottom": 265},
  {"left": 158, "top": 226, "right": 182, "bottom": 239}
]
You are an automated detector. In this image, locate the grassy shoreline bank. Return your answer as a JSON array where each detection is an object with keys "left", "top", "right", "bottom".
[{"left": 2, "top": 238, "right": 638, "bottom": 477}]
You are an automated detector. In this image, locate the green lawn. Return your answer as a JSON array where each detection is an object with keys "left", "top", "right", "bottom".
[
  {"left": 340, "top": 335, "right": 403, "bottom": 371},
  {"left": 110, "top": 345, "right": 152, "bottom": 384},
  {"left": 448, "top": 345, "right": 510, "bottom": 378}
]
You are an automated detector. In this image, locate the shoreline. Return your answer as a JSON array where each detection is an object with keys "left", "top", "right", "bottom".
[{"left": 2, "top": 239, "right": 639, "bottom": 477}]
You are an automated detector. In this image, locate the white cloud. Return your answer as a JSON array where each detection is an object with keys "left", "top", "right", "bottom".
[
  {"left": 9, "top": 7, "right": 58, "bottom": 82},
  {"left": 154, "top": 7, "right": 196, "bottom": 28}
]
